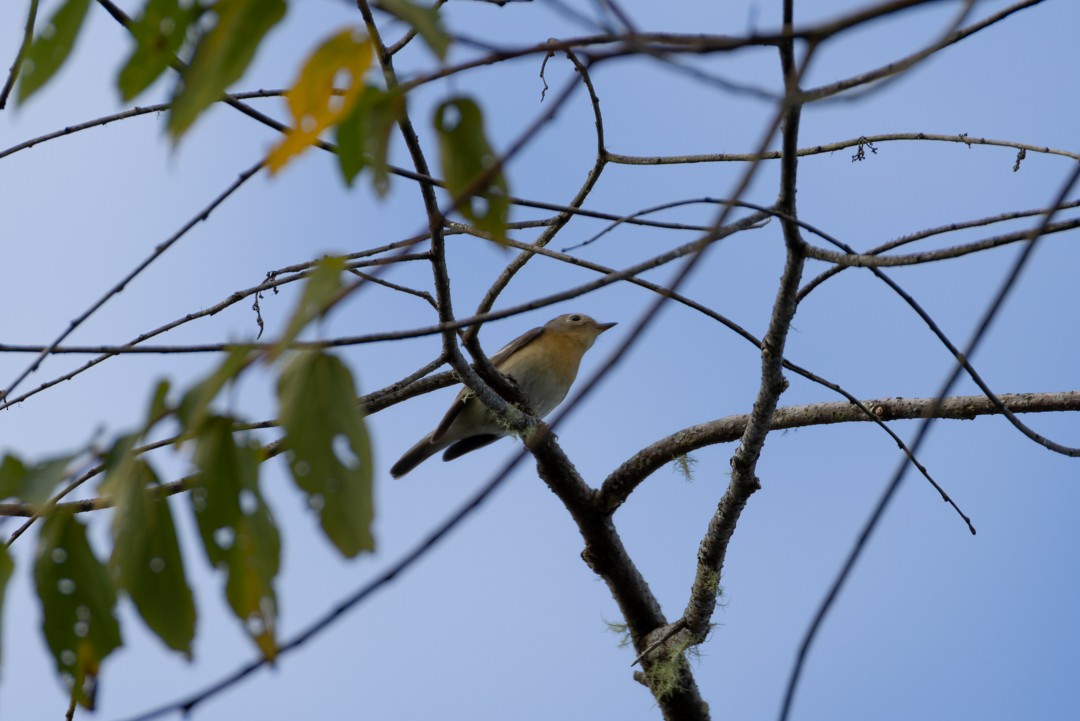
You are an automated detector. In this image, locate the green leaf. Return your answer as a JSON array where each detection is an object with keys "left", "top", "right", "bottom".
[
  {"left": 270, "top": 256, "right": 346, "bottom": 359},
  {"left": 100, "top": 437, "right": 195, "bottom": 657},
  {"left": 378, "top": 0, "right": 450, "bottom": 60},
  {"left": 17, "top": 0, "right": 91, "bottom": 104},
  {"left": 167, "top": 0, "right": 286, "bottom": 139},
  {"left": 176, "top": 345, "right": 255, "bottom": 438},
  {"left": 190, "top": 416, "right": 279, "bottom": 658},
  {"left": 146, "top": 378, "right": 172, "bottom": 427},
  {"left": 118, "top": 0, "right": 203, "bottom": 102},
  {"left": 0, "top": 455, "right": 26, "bottom": 500},
  {"left": 335, "top": 84, "right": 402, "bottom": 192},
  {"left": 435, "top": 97, "right": 510, "bottom": 243},
  {"left": 278, "top": 351, "right": 374, "bottom": 558},
  {"left": 0, "top": 453, "right": 73, "bottom": 510},
  {"left": 266, "top": 28, "right": 373, "bottom": 174},
  {"left": 34, "top": 509, "right": 122, "bottom": 710},
  {"left": 0, "top": 546, "right": 13, "bottom": 674}
]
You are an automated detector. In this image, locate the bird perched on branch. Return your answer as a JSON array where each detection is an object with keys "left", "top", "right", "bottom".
[{"left": 390, "top": 313, "right": 616, "bottom": 478}]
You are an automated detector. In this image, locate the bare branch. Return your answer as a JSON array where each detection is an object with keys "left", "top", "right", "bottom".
[
  {"left": 682, "top": 12, "right": 810, "bottom": 642},
  {"left": 800, "top": 217, "right": 1080, "bottom": 269},
  {"left": 599, "top": 391, "right": 1080, "bottom": 514},
  {"left": 799, "top": 200, "right": 1080, "bottom": 299},
  {"left": 607, "top": 131, "right": 1080, "bottom": 166}
]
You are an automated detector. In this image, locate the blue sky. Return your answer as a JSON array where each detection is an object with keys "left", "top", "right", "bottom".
[{"left": 2, "top": 1, "right": 1078, "bottom": 719}]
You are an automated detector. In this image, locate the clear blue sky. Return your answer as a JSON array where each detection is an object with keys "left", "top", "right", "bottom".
[{"left": 2, "top": 1, "right": 1078, "bottom": 720}]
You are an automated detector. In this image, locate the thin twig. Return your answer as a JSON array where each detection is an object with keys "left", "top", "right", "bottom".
[
  {"left": 798, "top": 200, "right": 1080, "bottom": 299},
  {"left": 0, "top": 0, "right": 39, "bottom": 109},
  {"left": 0, "top": 161, "right": 264, "bottom": 407}
]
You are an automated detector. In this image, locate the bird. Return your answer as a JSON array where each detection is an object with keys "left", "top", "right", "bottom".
[{"left": 390, "top": 313, "right": 616, "bottom": 478}]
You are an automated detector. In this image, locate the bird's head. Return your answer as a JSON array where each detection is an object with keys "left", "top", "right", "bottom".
[{"left": 545, "top": 313, "right": 617, "bottom": 349}]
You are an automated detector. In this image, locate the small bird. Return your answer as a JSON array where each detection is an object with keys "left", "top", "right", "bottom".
[{"left": 390, "top": 313, "right": 616, "bottom": 478}]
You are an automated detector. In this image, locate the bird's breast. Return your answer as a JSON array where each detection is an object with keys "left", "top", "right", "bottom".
[{"left": 499, "top": 333, "right": 585, "bottom": 418}]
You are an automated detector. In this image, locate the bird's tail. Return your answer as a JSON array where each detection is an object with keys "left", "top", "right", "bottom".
[{"left": 390, "top": 434, "right": 446, "bottom": 478}]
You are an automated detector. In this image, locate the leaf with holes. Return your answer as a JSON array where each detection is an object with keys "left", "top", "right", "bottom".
[
  {"left": 267, "top": 28, "right": 373, "bottom": 173},
  {"left": 190, "top": 416, "right": 279, "bottom": 659},
  {"left": 100, "top": 436, "right": 195, "bottom": 658},
  {"left": 17, "top": 0, "right": 91, "bottom": 103},
  {"left": 34, "top": 509, "right": 122, "bottom": 710},
  {"left": 435, "top": 97, "right": 510, "bottom": 243},
  {"left": 118, "top": 0, "right": 204, "bottom": 101},
  {"left": 167, "top": 0, "right": 286, "bottom": 139},
  {"left": 278, "top": 351, "right": 374, "bottom": 558}
]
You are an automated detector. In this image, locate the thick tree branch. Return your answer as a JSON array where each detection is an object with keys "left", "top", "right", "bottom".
[
  {"left": 598, "top": 390, "right": 1080, "bottom": 514},
  {"left": 528, "top": 434, "right": 709, "bottom": 721},
  {"left": 681, "top": 9, "right": 809, "bottom": 641}
]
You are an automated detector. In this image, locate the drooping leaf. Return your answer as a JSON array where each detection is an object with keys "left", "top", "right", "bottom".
[
  {"left": 267, "top": 28, "right": 373, "bottom": 173},
  {"left": 269, "top": 256, "right": 346, "bottom": 359},
  {"left": 335, "top": 84, "right": 402, "bottom": 192},
  {"left": 118, "top": 0, "right": 203, "bottom": 101},
  {"left": 278, "top": 351, "right": 374, "bottom": 558},
  {"left": 100, "top": 437, "right": 195, "bottom": 657},
  {"left": 176, "top": 345, "right": 255, "bottom": 439},
  {"left": 378, "top": 0, "right": 450, "bottom": 60},
  {"left": 0, "top": 453, "right": 73, "bottom": 511},
  {"left": 167, "top": 0, "right": 286, "bottom": 139},
  {"left": 0, "top": 546, "right": 13, "bottom": 674},
  {"left": 34, "top": 509, "right": 122, "bottom": 710},
  {"left": 435, "top": 96, "right": 510, "bottom": 243},
  {"left": 190, "top": 416, "right": 279, "bottom": 658},
  {"left": 17, "top": 0, "right": 91, "bottom": 104}
]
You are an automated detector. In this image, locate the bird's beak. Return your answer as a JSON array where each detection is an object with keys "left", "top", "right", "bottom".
[{"left": 596, "top": 321, "right": 617, "bottom": 333}]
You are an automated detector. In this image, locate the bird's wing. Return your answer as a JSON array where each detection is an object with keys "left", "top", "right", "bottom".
[
  {"left": 489, "top": 325, "right": 545, "bottom": 367},
  {"left": 430, "top": 325, "right": 546, "bottom": 443},
  {"left": 430, "top": 388, "right": 470, "bottom": 443}
]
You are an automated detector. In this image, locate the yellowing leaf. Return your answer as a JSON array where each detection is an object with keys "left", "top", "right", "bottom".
[
  {"left": 278, "top": 351, "right": 374, "bottom": 558},
  {"left": 267, "top": 28, "right": 374, "bottom": 174},
  {"left": 34, "top": 510, "right": 122, "bottom": 710},
  {"left": 435, "top": 97, "right": 510, "bottom": 243},
  {"left": 190, "top": 417, "right": 280, "bottom": 659},
  {"left": 167, "top": 0, "right": 286, "bottom": 139}
]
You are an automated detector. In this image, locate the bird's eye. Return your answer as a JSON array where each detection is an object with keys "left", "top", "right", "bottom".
[{"left": 569, "top": 314, "right": 581, "bottom": 322}]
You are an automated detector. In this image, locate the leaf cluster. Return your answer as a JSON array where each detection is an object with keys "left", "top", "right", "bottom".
[
  {"left": 16, "top": 0, "right": 507, "bottom": 238},
  {"left": 0, "top": 260, "right": 374, "bottom": 708}
]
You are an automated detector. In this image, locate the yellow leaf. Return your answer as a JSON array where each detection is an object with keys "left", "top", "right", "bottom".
[{"left": 267, "top": 28, "right": 373, "bottom": 173}]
